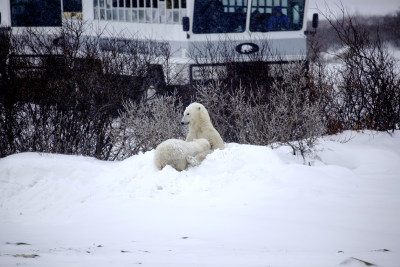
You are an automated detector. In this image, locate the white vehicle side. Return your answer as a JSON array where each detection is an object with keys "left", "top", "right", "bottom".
[{"left": 0, "top": 0, "right": 314, "bottom": 85}]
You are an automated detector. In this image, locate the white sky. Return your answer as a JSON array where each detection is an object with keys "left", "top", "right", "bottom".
[{"left": 307, "top": 0, "right": 400, "bottom": 19}]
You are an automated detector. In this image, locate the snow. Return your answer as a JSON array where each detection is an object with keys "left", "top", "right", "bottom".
[
  {"left": 1, "top": 131, "right": 400, "bottom": 267},
  {"left": 308, "top": 0, "right": 400, "bottom": 19}
]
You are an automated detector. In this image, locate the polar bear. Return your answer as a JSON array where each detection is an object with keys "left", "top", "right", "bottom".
[
  {"left": 154, "top": 138, "right": 211, "bottom": 171},
  {"left": 181, "top": 102, "right": 225, "bottom": 150}
]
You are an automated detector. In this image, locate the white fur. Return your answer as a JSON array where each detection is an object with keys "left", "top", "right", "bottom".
[
  {"left": 154, "top": 138, "right": 211, "bottom": 171},
  {"left": 181, "top": 102, "right": 225, "bottom": 150}
]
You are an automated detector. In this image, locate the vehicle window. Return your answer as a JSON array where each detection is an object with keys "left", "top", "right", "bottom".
[
  {"left": 93, "top": 0, "right": 186, "bottom": 24},
  {"left": 193, "top": 0, "right": 248, "bottom": 34},
  {"left": 10, "top": 0, "right": 62, "bottom": 27},
  {"left": 63, "top": 0, "right": 82, "bottom": 12},
  {"left": 250, "top": 0, "right": 304, "bottom": 32}
]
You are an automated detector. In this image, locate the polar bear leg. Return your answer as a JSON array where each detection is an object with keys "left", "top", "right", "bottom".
[{"left": 187, "top": 149, "right": 213, "bottom": 167}]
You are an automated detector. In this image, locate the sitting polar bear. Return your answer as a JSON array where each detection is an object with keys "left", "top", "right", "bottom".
[
  {"left": 181, "top": 102, "right": 224, "bottom": 153},
  {"left": 154, "top": 138, "right": 210, "bottom": 171}
]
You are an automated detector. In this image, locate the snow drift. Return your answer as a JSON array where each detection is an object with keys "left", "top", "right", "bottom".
[{"left": 0, "top": 131, "right": 400, "bottom": 267}]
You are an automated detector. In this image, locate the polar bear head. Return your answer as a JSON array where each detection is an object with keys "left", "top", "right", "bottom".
[{"left": 181, "top": 102, "right": 210, "bottom": 126}]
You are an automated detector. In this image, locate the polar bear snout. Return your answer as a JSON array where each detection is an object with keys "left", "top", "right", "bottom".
[{"left": 181, "top": 121, "right": 189, "bottom": 125}]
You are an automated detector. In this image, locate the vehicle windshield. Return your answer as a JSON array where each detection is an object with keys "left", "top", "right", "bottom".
[
  {"left": 250, "top": 0, "right": 305, "bottom": 32},
  {"left": 192, "top": 0, "right": 305, "bottom": 34},
  {"left": 193, "top": 0, "right": 248, "bottom": 34}
]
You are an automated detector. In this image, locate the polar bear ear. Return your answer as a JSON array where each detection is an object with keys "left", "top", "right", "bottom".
[{"left": 198, "top": 107, "right": 201, "bottom": 111}]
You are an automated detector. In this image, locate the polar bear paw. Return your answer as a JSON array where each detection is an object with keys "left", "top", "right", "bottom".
[{"left": 187, "top": 155, "right": 199, "bottom": 167}]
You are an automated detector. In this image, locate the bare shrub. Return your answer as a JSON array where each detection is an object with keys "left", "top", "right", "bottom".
[
  {"left": 307, "top": 8, "right": 400, "bottom": 57},
  {"left": 0, "top": 20, "right": 173, "bottom": 159},
  {"left": 267, "top": 63, "right": 326, "bottom": 158},
  {"left": 109, "top": 93, "right": 185, "bottom": 160},
  {"left": 324, "top": 9, "right": 400, "bottom": 132},
  {"left": 188, "top": 36, "right": 328, "bottom": 159},
  {"left": 192, "top": 80, "right": 248, "bottom": 143},
  {"left": 193, "top": 61, "right": 327, "bottom": 159}
]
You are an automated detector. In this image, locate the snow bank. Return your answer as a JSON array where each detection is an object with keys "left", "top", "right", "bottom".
[{"left": 0, "top": 131, "right": 399, "bottom": 267}]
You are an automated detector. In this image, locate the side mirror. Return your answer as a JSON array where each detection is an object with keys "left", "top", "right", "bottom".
[
  {"left": 312, "top": 13, "right": 319, "bottom": 29},
  {"left": 182, "top": 16, "right": 190, "bottom": 32}
]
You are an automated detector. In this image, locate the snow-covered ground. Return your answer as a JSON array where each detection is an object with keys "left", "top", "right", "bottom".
[
  {"left": 321, "top": 44, "right": 400, "bottom": 63},
  {"left": 1, "top": 131, "right": 400, "bottom": 267}
]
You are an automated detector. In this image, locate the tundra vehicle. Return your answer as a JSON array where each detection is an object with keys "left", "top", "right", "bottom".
[{"left": 0, "top": 0, "right": 317, "bottom": 87}]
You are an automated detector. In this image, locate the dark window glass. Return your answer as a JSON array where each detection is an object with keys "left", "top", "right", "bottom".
[
  {"left": 181, "top": 0, "right": 186, "bottom": 8},
  {"left": 133, "top": 0, "right": 137, "bottom": 7},
  {"left": 250, "top": 0, "right": 305, "bottom": 32},
  {"left": 11, "top": 0, "right": 62, "bottom": 27},
  {"left": 113, "top": 0, "right": 118, "bottom": 7},
  {"left": 152, "top": 0, "right": 158, "bottom": 8},
  {"left": 63, "top": 0, "right": 82, "bottom": 12},
  {"left": 193, "top": 0, "right": 247, "bottom": 34}
]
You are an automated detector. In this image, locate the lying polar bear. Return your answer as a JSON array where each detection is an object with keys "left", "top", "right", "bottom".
[{"left": 154, "top": 138, "right": 211, "bottom": 171}]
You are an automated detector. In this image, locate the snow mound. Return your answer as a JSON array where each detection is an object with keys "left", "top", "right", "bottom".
[{"left": 0, "top": 131, "right": 400, "bottom": 267}]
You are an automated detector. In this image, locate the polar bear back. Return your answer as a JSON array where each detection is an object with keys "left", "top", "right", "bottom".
[{"left": 154, "top": 138, "right": 210, "bottom": 171}]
